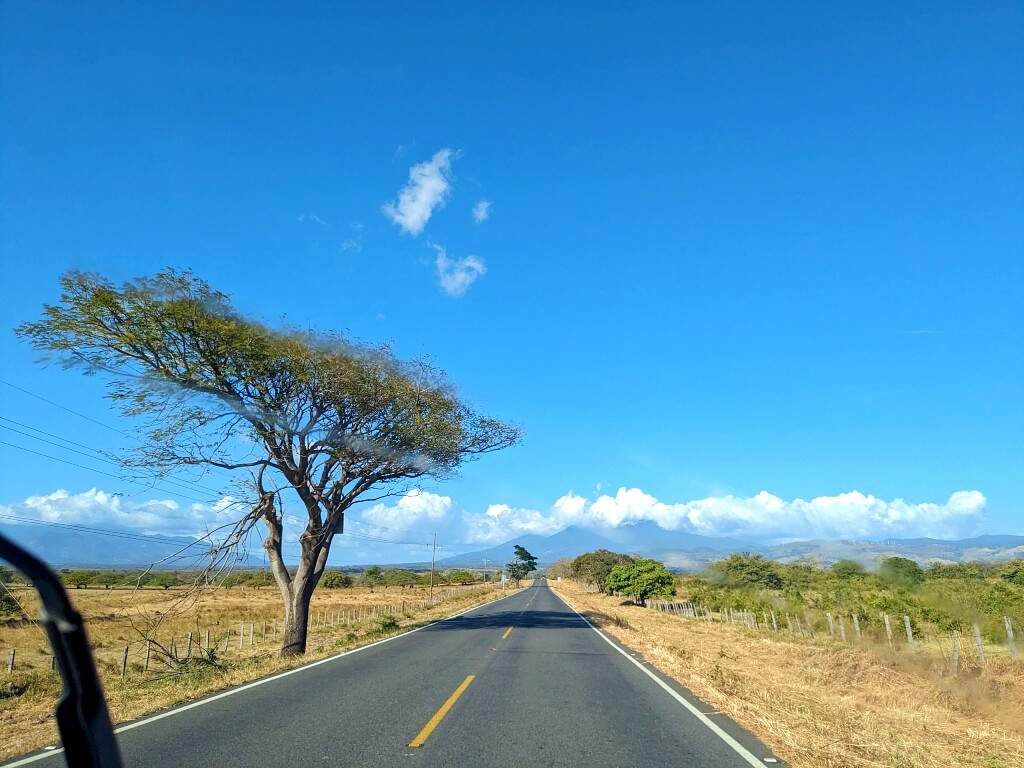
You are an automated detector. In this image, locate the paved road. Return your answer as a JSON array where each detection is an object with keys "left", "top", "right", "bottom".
[{"left": 8, "top": 580, "right": 784, "bottom": 767}]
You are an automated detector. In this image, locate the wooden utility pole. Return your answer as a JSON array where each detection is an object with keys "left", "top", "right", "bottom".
[{"left": 429, "top": 533, "right": 437, "bottom": 601}]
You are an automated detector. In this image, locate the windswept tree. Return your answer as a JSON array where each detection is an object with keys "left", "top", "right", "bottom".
[
  {"left": 506, "top": 544, "right": 538, "bottom": 587},
  {"left": 16, "top": 269, "right": 520, "bottom": 655}
]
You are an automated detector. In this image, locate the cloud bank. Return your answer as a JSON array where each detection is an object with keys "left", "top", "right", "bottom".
[
  {"left": 382, "top": 149, "right": 457, "bottom": 235},
  {"left": 354, "top": 487, "right": 988, "bottom": 545},
  {"left": 3, "top": 487, "right": 989, "bottom": 556},
  {"left": 432, "top": 244, "right": 486, "bottom": 297}
]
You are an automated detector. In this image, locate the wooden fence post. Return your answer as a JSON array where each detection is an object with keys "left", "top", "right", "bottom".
[
  {"left": 838, "top": 616, "right": 847, "bottom": 643},
  {"left": 770, "top": 610, "right": 778, "bottom": 632},
  {"left": 883, "top": 613, "right": 894, "bottom": 650},
  {"left": 8, "top": 649, "right": 15, "bottom": 672},
  {"left": 249, "top": 623, "right": 254, "bottom": 647},
  {"left": 1005, "top": 616, "right": 1018, "bottom": 660},
  {"left": 952, "top": 630, "right": 960, "bottom": 676},
  {"left": 205, "top": 630, "right": 210, "bottom": 651},
  {"left": 186, "top": 632, "right": 193, "bottom": 659},
  {"left": 904, "top": 616, "right": 915, "bottom": 651},
  {"left": 786, "top": 614, "right": 794, "bottom": 635},
  {"left": 826, "top": 612, "right": 835, "bottom": 636},
  {"left": 973, "top": 623, "right": 985, "bottom": 663},
  {"left": 853, "top": 615, "right": 861, "bottom": 641},
  {"left": 145, "top": 639, "right": 151, "bottom": 671},
  {"left": 238, "top": 624, "right": 244, "bottom": 650},
  {"left": 121, "top": 646, "right": 129, "bottom": 678}
]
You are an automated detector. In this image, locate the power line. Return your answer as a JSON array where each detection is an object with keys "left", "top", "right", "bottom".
[
  {"left": 0, "top": 416, "right": 229, "bottom": 497},
  {"left": 0, "top": 439, "right": 222, "bottom": 506}
]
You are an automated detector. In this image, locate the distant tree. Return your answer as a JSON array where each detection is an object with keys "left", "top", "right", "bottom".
[
  {"left": 707, "top": 553, "right": 783, "bottom": 590},
  {"left": 604, "top": 559, "right": 675, "bottom": 606},
  {"left": 63, "top": 570, "right": 99, "bottom": 589},
  {"left": 362, "top": 566, "right": 383, "bottom": 591},
  {"left": 382, "top": 568, "right": 414, "bottom": 590},
  {"left": 831, "top": 559, "right": 867, "bottom": 579},
  {"left": 320, "top": 571, "right": 353, "bottom": 589},
  {"left": 997, "top": 559, "right": 1024, "bottom": 586},
  {"left": 878, "top": 556, "right": 924, "bottom": 588},
  {"left": 245, "top": 571, "right": 275, "bottom": 589},
  {"left": 506, "top": 545, "right": 538, "bottom": 587},
  {"left": 94, "top": 571, "right": 122, "bottom": 589},
  {"left": 0, "top": 592, "right": 21, "bottom": 617},
  {"left": 16, "top": 269, "right": 520, "bottom": 655},
  {"left": 0, "top": 566, "right": 12, "bottom": 584},
  {"left": 571, "top": 549, "right": 634, "bottom": 590},
  {"left": 145, "top": 574, "right": 178, "bottom": 590},
  {"left": 545, "top": 558, "right": 574, "bottom": 580},
  {"left": 450, "top": 569, "right": 477, "bottom": 585}
]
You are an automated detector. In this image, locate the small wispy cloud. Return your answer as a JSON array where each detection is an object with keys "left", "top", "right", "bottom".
[
  {"left": 432, "top": 243, "right": 486, "bottom": 297},
  {"left": 340, "top": 222, "right": 364, "bottom": 253},
  {"left": 297, "top": 213, "right": 331, "bottom": 230},
  {"left": 382, "top": 149, "right": 459, "bottom": 236},
  {"left": 472, "top": 200, "right": 492, "bottom": 223}
]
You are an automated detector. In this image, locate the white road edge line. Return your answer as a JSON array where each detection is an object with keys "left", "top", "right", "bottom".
[
  {"left": 2, "top": 590, "right": 519, "bottom": 768},
  {"left": 551, "top": 587, "right": 768, "bottom": 768}
]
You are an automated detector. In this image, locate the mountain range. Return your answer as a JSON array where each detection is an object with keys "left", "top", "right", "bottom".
[{"left": 3, "top": 522, "right": 1023, "bottom": 571}]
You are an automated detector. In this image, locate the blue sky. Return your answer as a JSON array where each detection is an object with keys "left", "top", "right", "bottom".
[{"left": 1, "top": 2, "right": 1021, "bottom": 564}]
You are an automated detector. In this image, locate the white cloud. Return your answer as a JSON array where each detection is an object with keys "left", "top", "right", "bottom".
[
  {"left": 360, "top": 490, "right": 454, "bottom": 532},
  {"left": 472, "top": 200, "right": 492, "bottom": 223},
  {"left": 1, "top": 488, "right": 238, "bottom": 538},
  {"left": 487, "top": 488, "right": 988, "bottom": 542},
  {"left": 297, "top": 213, "right": 330, "bottom": 230},
  {"left": 432, "top": 244, "right": 486, "bottom": 297},
  {"left": 382, "top": 149, "right": 458, "bottom": 236}
]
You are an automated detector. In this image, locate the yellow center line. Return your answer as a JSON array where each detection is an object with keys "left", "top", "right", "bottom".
[
  {"left": 501, "top": 626, "right": 513, "bottom": 640},
  {"left": 408, "top": 675, "right": 475, "bottom": 748}
]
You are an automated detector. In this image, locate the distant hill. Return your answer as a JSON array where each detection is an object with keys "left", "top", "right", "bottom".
[
  {"left": 437, "top": 528, "right": 1024, "bottom": 571},
  {"left": 0, "top": 525, "right": 258, "bottom": 568},
  {"left": 5, "top": 519, "right": 1022, "bottom": 571}
]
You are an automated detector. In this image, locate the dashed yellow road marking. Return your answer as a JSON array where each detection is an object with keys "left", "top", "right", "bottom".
[
  {"left": 408, "top": 675, "right": 475, "bottom": 748},
  {"left": 501, "top": 626, "right": 513, "bottom": 640}
]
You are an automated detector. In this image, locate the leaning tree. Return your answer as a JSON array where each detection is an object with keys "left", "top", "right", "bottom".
[{"left": 16, "top": 269, "right": 520, "bottom": 655}]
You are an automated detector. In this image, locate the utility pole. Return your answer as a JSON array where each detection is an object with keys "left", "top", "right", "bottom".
[
  {"left": 429, "top": 533, "right": 437, "bottom": 601},
  {"left": 483, "top": 558, "right": 490, "bottom": 582}
]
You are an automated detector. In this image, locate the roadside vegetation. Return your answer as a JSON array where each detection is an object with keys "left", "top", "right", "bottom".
[{"left": 550, "top": 551, "right": 1024, "bottom": 767}]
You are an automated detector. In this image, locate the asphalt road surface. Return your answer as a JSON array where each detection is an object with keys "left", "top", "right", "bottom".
[{"left": 7, "top": 579, "right": 785, "bottom": 767}]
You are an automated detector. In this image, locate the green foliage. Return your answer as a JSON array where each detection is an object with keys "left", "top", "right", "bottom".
[
  {"left": 0, "top": 592, "right": 21, "bottom": 617},
  {"left": 570, "top": 549, "right": 634, "bottom": 590},
  {"left": 449, "top": 569, "right": 478, "bottom": 585},
  {"left": 878, "top": 556, "right": 924, "bottom": 588},
  {"left": 62, "top": 570, "right": 101, "bottom": 588},
  {"left": 997, "top": 559, "right": 1024, "bottom": 585},
  {"left": 604, "top": 558, "right": 675, "bottom": 606},
  {"left": 0, "top": 566, "right": 12, "bottom": 584},
  {"left": 378, "top": 615, "right": 399, "bottom": 631},
  {"left": 507, "top": 545, "right": 538, "bottom": 587},
  {"left": 707, "top": 553, "right": 784, "bottom": 590},
  {"left": 361, "top": 566, "right": 382, "bottom": 590},
  {"left": 320, "top": 571, "right": 353, "bottom": 589},
  {"left": 831, "top": 559, "right": 867, "bottom": 579}
]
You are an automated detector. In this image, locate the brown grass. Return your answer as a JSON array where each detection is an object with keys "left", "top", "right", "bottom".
[
  {"left": 0, "top": 581, "right": 521, "bottom": 760},
  {"left": 551, "top": 580, "right": 1024, "bottom": 768}
]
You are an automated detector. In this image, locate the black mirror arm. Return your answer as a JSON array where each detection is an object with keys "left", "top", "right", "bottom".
[{"left": 0, "top": 532, "right": 124, "bottom": 768}]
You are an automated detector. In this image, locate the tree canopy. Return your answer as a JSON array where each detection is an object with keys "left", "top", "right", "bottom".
[
  {"left": 507, "top": 545, "right": 537, "bottom": 587},
  {"left": 604, "top": 558, "right": 675, "bottom": 606},
  {"left": 570, "top": 549, "right": 634, "bottom": 590},
  {"left": 17, "top": 269, "right": 520, "bottom": 654}
]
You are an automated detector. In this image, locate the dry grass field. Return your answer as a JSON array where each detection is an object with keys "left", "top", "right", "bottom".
[
  {"left": 0, "top": 581, "right": 521, "bottom": 760},
  {"left": 550, "top": 579, "right": 1024, "bottom": 768}
]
